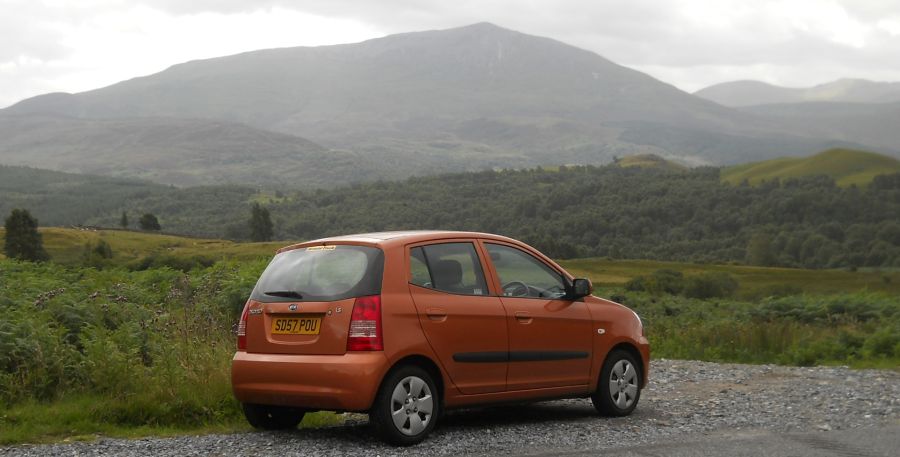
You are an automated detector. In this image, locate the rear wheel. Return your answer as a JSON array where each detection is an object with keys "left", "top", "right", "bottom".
[
  {"left": 591, "top": 349, "right": 641, "bottom": 416},
  {"left": 242, "top": 403, "right": 306, "bottom": 430},
  {"left": 370, "top": 365, "right": 439, "bottom": 446}
]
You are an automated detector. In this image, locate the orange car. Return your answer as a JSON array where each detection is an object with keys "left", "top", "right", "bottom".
[{"left": 232, "top": 231, "right": 649, "bottom": 445}]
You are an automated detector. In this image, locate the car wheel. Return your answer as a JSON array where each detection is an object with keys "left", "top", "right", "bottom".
[
  {"left": 242, "top": 403, "right": 306, "bottom": 430},
  {"left": 591, "top": 349, "right": 641, "bottom": 416},
  {"left": 370, "top": 365, "right": 439, "bottom": 446}
]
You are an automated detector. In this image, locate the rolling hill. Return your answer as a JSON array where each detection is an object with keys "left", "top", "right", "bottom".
[
  {"left": 695, "top": 78, "right": 900, "bottom": 107},
  {"left": 0, "top": 23, "right": 864, "bottom": 185},
  {"left": 721, "top": 148, "right": 900, "bottom": 187},
  {"left": 614, "top": 153, "right": 686, "bottom": 171}
]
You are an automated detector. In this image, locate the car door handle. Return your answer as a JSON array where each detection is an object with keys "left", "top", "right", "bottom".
[
  {"left": 514, "top": 311, "right": 532, "bottom": 323},
  {"left": 426, "top": 308, "right": 447, "bottom": 322}
]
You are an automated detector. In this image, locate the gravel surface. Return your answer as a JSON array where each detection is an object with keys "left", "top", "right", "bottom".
[{"left": 3, "top": 359, "right": 898, "bottom": 456}]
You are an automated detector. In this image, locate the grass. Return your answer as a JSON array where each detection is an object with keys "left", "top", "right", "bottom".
[
  {"left": 4, "top": 227, "right": 894, "bottom": 295},
  {"left": 0, "top": 396, "right": 246, "bottom": 445},
  {"left": 560, "top": 257, "right": 900, "bottom": 296},
  {"left": 0, "top": 227, "right": 284, "bottom": 266},
  {"left": 721, "top": 148, "right": 900, "bottom": 187},
  {"left": 0, "top": 397, "right": 344, "bottom": 445}
]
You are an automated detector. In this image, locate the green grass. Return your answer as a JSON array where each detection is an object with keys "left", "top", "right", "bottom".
[
  {"left": 560, "top": 257, "right": 900, "bottom": 296},
  {"left": 0, "top": 227, "right": 285, "bottom": 266},
  {"left": 721, "top": 148, "right": 900, "bottom": 187},
  {"left": 0, "top": 397, "right": 344, "bottom": 445},
  {"left": 0, "top": 396, "right": 246, "bottom": 445}
]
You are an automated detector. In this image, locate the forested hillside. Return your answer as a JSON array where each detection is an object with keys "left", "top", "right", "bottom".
[
  {"left": 76, "top": 165, "right": 900, "bottom": 269},
  {"left": 4, "top": 160, "right": 899, "bottom": 269}
]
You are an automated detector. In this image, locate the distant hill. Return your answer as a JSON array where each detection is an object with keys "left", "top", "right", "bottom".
[
  {"left": 695, "top": 79, "right": 900, "bottom": 107},
  {"left": 736, "top": 102, "right": 900, "bottom": 152},
  {"left": 721, "top": 148, "right": 900, "bottom": 187},
  {"left": 615, "top": 154, "right": 686, "bottom": 171},
  {"left": 0, "top": 164, "right": 259, "bottom": 235},
  {"left": 0, "top": 114, "right": 396, "bottom": 187},
  {"left": 1, "top": 22, "right": 861, "bottom": 183},
  {"left": 0, "top": 164, "right": 169, "bottom": 226}
]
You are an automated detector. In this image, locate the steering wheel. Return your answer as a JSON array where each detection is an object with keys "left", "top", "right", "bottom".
[{"left": 502, "top": 281, "right": 530, "bottom": 297}]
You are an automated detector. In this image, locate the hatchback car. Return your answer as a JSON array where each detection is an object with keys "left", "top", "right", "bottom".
[{"left": 232, "top": 231, "right": 649, "bottom": 445}]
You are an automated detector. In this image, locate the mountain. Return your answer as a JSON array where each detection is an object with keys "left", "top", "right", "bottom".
[
  {"left": 0, "top": 114, "right": 388, "bottom": 187},
  {"left": 695, "top": 79, "right": 900, "bottom": 107},
  {"left": 736, "top": 102, "right": 900, "bottom": 152},
  {"left": 1, "top": 22, "right": 859, "bottom": 181},
  {"left": 721, "top": 148, "right": 900, "bottom": 187}
]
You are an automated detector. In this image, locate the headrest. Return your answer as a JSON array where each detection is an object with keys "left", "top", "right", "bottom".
[{"left": 432, "top": 259, "right": 463, "bottom": 288}]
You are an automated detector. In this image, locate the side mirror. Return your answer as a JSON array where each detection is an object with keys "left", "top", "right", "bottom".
[{"left": 570, "top": 278, "right": 593, "bottom": 299}]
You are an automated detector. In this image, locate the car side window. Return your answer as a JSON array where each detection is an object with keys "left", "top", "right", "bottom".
[
  {"left": 409, "top": 247, "right": 433, "bottom": 287},
  {"left": 485, "top": 243, "right": 567, "bottom": 299},
  {"left": 409, "top": 243, "right": 489, "bottom": 296}
]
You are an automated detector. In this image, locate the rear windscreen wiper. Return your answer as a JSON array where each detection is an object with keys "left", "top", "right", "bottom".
[{"left": 263, "top": 290, "right": 304, "bottom": 299}]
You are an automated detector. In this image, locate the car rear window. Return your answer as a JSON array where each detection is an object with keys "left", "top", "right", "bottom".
[{"left": 251, "top": 245, "right": 384, "bottom": 302}]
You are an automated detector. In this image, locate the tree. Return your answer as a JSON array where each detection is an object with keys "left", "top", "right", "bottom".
[
  {"left": 746, "top": 233, "right": 776, "bottom": 266},
  {"left": 139, "top": 213, "right": 161, "bottom": 231},
  {"left": 249, "top": 203, "right": 274, "bottom": 242},
  {"left": 120, "top": 211, "right": 128, "bottom": 229},
  {"left": 4, "top": 209, "right": 49, "bottom": 261}
]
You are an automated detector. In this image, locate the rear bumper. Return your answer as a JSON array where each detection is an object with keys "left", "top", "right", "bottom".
[{"left": 231, "top": 351, "right": 389, "bottom": 412}]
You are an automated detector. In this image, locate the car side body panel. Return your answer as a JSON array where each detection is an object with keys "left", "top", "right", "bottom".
[{"left": 232, "top": 231, "right": 649, "bottom": 417}]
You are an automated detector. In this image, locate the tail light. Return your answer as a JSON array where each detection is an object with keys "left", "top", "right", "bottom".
[
  {"left": 347, "top": 295, "right": 383, "bottom": 351},
  {"left": 237, "top": 300, "right": 251, "bottom": 350}
]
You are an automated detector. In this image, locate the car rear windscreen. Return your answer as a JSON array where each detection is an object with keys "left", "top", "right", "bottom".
[{"left": 251, "top": 245, "right": 384, "bottom": 302}]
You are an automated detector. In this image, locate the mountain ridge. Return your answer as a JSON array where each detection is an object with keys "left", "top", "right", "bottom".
[
  {"left": 695, "top": 78, "right": 900, "bottom": 107},
  {"left": 0, "top": 23, "right": 891, "bottom": 185}
]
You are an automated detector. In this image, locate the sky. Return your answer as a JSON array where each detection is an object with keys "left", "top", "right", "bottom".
[{"left": 2, "top": 0, "right": 900, "bottom": 108}]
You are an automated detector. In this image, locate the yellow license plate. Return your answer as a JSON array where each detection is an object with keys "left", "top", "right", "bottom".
[{"left": 271, "top": 317, "right": 322, "bottom": 335}]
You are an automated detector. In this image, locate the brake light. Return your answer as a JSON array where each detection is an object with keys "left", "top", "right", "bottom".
[
  {"left": 237, "top": 300, "right": 250, "bottom": 350},
  {"left": 347, "top": 295, "right": 383, "bottom": 351}
]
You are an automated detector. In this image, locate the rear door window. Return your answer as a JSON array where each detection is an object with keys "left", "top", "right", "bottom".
[
  {"left": 409, "top": 243, "right": 489, "bottom": 296},
  {"left": 251, "top": 245, "right": 384, "bottom": 302}
]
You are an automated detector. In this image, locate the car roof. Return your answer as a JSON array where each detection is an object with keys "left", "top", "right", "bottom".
[{"left": 276, "top": 230, "right": 519, "bottom": 253}]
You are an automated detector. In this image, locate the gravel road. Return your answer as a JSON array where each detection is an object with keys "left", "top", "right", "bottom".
[{"left": 3, "top": 359, "right": 898, "bottom": 456}]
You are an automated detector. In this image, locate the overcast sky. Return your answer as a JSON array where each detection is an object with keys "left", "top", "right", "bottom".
[{"left": 2, "top": 0, "right": 899, "bottom": 108}]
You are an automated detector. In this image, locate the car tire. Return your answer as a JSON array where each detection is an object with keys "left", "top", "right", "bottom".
[
  {"left": 591, "top": 349, "right": 642, "bottom": 416},
  {"left": 242, "top": 403, "right": 306, "bottom": 430},
  {"left": 370, "top": 365, "right": 440, "bottom": 446}
]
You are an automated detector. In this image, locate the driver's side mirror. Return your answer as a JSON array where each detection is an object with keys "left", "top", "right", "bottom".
[{"left": 569, "top": 278, "right": 593, "bottom": 299}]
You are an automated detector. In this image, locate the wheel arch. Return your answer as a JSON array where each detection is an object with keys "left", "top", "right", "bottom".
[
  {"left": 383, "top": 354, "right": 445, "bottom": 405},
  {"left": 606, "top": 342, "right": 647, "bottom": 388}
]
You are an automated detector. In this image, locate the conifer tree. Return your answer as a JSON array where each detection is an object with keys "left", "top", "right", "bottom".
[{"left": 4, "top": 209, "right": 49, "bottom": 261}]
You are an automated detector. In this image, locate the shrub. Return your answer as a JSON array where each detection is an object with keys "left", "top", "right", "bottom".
[
  {"left": 625, "top": 269, "right": 685, "bottom": 295},
  {"left": 683, "top": 272, "right": 739, "bottom": 299}
]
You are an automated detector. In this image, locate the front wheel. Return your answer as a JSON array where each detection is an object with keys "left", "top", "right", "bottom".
[
  {"left": 242, "top": 403, "right": 306, "bottom": 430},
  {"left": 591, "top": 349, "right": 642, "bottom": 416},
  {"left": 370, "top": 365, "right": 439, "bottom": 446}
]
